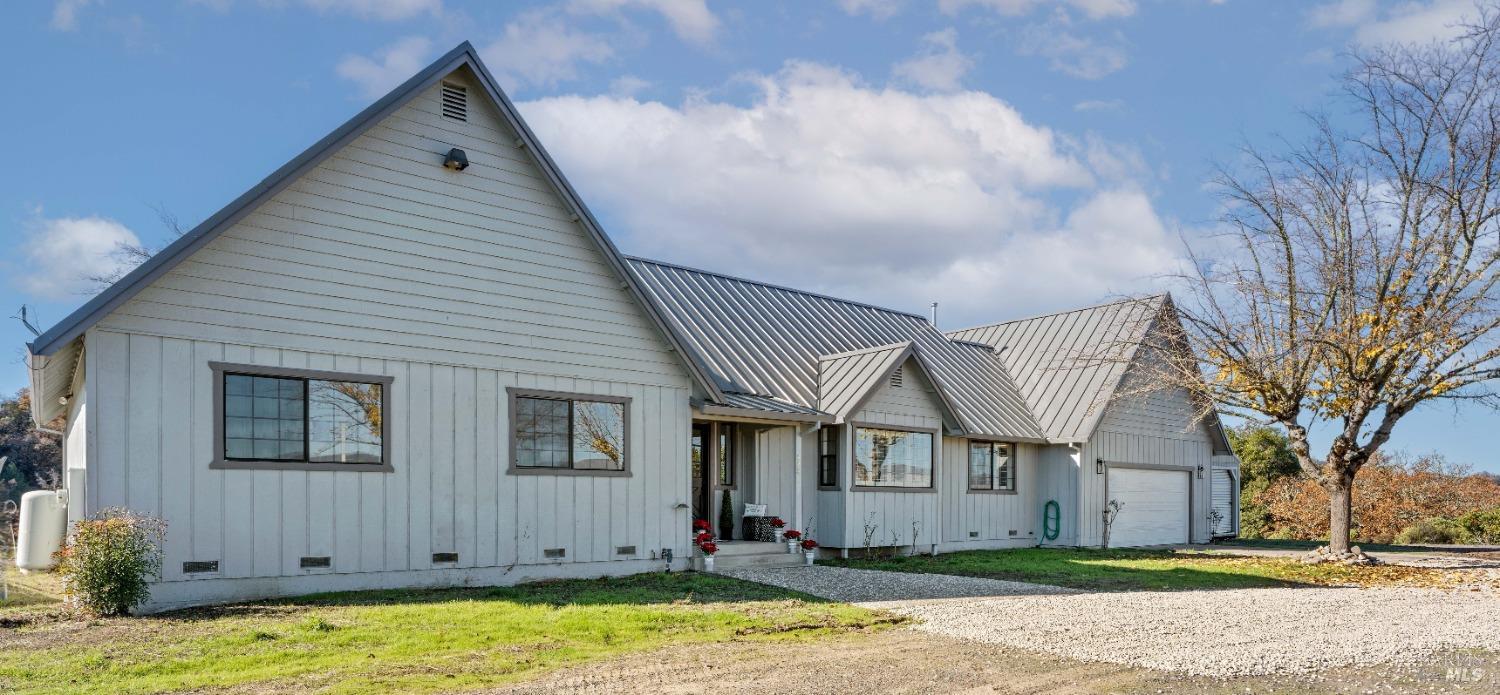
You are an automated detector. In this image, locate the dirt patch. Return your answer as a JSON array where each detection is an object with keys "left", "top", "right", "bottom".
[{"left": 489, "top": 628, "right": 1500, "bottom": 695}]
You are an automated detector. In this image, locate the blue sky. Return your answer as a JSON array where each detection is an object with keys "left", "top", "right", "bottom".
[{"left": 1, "top": 0, "right": 1496, "bottom": 472}]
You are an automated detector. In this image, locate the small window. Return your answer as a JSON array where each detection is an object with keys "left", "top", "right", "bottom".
[
  {"left": 818, "top": 425, "right": 839, "bottom": 488},
  {"left": 717, "top": 423, "right": 736, "bottom": 487},
  {"left": 853, "top": 427, "right": 933, "bottom": 489},
  {"left": 511, "top": 389, "right": 629, "bottom": 475},
  {"left": 968, "top": 442, "right": 1015, "bottom": 492},
  {"left": 213, "top": 363, "right": 391, "bottom": 471}
]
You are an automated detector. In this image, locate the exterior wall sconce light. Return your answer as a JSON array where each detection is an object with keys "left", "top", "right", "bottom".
[
  {"left": 1096, "top": 458, "right": 1105, "bottom": 474},
  {"left": 443, "top": 148, "right": 469, "bottom": 171},
  {"left": 1197, "top": 463, "right": 1205, "bottom": 478}
]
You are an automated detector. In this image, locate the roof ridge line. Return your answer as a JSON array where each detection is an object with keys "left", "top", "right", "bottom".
[
  {"left": 625, "top": 255, "right": 929, "bottom": 321},
  {"left": 946, "top": 295, "right": 1167, "bottom": 336},
  {"left": 817, "top": 340, "right": 914, "bottom": 361}
]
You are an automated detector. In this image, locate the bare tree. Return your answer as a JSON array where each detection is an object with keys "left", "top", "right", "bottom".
[
  {"left": 1143, "top": 10, "right": 1500, "bottom": 555},
  {"left": 83, "top": 203, "right": 187, "bottom": 291}
]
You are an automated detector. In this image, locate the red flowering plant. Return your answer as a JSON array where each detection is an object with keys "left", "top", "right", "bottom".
[
  {"left": 692, "top": 519, "right": 712, "bottom": 533},
  {"left": 769, "top": 517, "right": 786, "bottom": 529},
  {"left": 698, "top": 541, "right": 719, "bottom": 556},
  {"left": 694, "top": 531, "right": 714, "bottom": 547},
  {"left": 800, "top": 538, "right": 818, "bottom": 551},
  {"left": 782, "top": 529, "right": 802, "bottom": 541}
]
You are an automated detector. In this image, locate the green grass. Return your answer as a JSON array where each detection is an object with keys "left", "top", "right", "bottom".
[
  {"left": 0, "top": 572, "right": 891, "bottom": 695},
  {"left": 827, "top": 547, "right": 1476, "bottom": 592},
  {"left": 1, "top": 565, "right": 64, "bottom": 616}
]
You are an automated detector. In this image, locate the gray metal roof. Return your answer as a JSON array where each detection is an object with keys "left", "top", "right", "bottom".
[
  {"left": 626, "top": 257, "right": 1048, "bottom": 441},
  {"left": 24, "top": 41, "right": 725, "bottom": 404},
  {"left": 818, "top": 342, "right": 913, "bottom": 421},
  {"left": 946, "top": 297, "right": 1165, "bottom": 442},
  {"left": 699, "top": 393, "right": 834, "bottom": 423}
]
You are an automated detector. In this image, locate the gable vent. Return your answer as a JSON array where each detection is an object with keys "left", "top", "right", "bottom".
[
  {"left": 441, "top": 82, "right": 467, "bottom": 122},
  {"left": 890, "top": 367, "right": 904, "bottom": 388}
]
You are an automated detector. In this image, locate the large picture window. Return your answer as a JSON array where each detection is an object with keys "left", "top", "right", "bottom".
[
  {"left": 211, "top": 362, "right": 392, "bottom": 472},
  {"left": 510, "top": 389, "right": 630, "bottom": 475},
  {"left": 969, "top": 442, "right": 1015, "bottom": 492},
  {"left": 853, "top": 427, "right": 933, "bottom": 489}
]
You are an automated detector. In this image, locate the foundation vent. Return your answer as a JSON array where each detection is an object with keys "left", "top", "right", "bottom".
[
  {"left": 300, "top": 556, "right": 331, "bottom": 569},
  {"left": 183, "top": 560, "right": 219, "bottom": 574},
  {"left": 615, "top": 546, "right": 637, "bottom": 556},
  {"left": 432, "top": 552, "right": 459, "bottom": 564},
  {"left": 544, "top": 548, "right": 567, "bottom": 559}
]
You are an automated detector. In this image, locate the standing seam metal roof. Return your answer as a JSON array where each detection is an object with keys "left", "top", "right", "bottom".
[
  {"left": 626, "top": 257, "right": 1048, "bottom": 441},
  {"left": 945, "top": 297, "right": 1164, "bottom": 442}
]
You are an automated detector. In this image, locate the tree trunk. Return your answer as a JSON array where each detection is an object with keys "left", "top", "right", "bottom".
[{"left": 1328, "top": 482, "right": 1352, "bottom": 552}]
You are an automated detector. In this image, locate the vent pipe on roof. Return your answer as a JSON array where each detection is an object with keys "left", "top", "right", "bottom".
[{"left": 929, "top": 302, "right": 938, "bottom": 328}]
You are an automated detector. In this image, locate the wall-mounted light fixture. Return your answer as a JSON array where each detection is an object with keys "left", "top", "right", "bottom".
[
  {"left": 1096, "top": 458, "right": 1105, "bottom": 474},
  {"left": 1197, "top": 463, "right": 1205, "bottom": 479},
  {"left": 443, "top": 148, "right": 469, "bottom": 171}
]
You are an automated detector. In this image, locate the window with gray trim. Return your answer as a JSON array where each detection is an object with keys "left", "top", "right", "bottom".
[
  {"left": 818, "top": 425, "right": 839, "bottom": 487},
  {"left": 853, "top": 427, "right": 933, "bottom": 488},
  {"left": 515, "top": 395, "right": 626, "bottom": 471},
  {"left": 968, "top": 442, "right": 1015, "bottom": 491},
  {"left": 222, "top": 370, "right": 386, "bottom": 465}
]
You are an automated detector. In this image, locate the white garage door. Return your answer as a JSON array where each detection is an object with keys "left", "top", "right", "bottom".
[{"left": 1106, "top": 467, "right": 1190, "bottom": 547}]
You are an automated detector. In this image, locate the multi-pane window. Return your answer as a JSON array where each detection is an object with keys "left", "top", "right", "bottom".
[
  {"left": 968, "top": 442, "right": 1015, "bottom": 492},
  {"left": 514, "top": 395, "right": 627, "bottom": 471},
  {"left": 818, "top": 425, "right": 840, "bottom": 488},
  {"left": 853, "top": 427, "right": 933, "bottom": 488},
  {"left": 717, "top": 423, "right": 736, "bottom": 486},
  {"left": 221, "top": 369, "right": 387, "bottom": 466}
]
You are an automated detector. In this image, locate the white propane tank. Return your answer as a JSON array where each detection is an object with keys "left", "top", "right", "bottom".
[{"left": 17, "top": 489, "right": 68, "bottom": 573}]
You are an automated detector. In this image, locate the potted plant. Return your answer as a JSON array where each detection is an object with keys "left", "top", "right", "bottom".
[
  {"left": 694, "top": 530, "right": 713, "bottom": 548},
  {"left": 769, "top": 516, "right": 786, "bottom": 542},
  {"left": 698, "top": 540, "right": 719, "bottom": 572},
  {"left": 801, "top": 538, "right": 818, "bottom": 566},
  {"left": 692, "top": 518, "right": 711, "bottom": 535},
  {"left": 782, "top": 529, "right": 801, "bottom": 553}
]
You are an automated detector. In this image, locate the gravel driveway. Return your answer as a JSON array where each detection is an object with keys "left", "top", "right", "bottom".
[{"left": 723, "top": 566, "right": 1500, "bottom": 677}]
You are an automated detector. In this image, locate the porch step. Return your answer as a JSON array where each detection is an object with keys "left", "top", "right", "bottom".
[{"left": 693, "top": 541, "right": 807, "bottom": 571}]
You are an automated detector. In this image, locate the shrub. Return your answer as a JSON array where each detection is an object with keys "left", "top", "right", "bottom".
[
  {"left": 1457, "top": 508, "right": 1500, "bottom": 544},
  {"left": 55, "top": 508, "right": 165, "bottom": 616},
  {"left": 718, "top": 489, "right": 734, "bottom": 540},
  {"left": 1394, "top": 518, "right": 1473, "bottom": 545}
]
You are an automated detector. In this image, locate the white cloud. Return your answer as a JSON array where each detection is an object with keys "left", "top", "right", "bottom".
[
  {"left": 1019, "top": 19, "right": 1129, "bottom": 79},
  {"left": 480, "top": 11, "right": 614, "bottom": 92},
  {"left": 518, "top": 62, "right": 1177, "bottom": 323},
  {"left": 939, "top": 0, "right": 1137, "bottom": 20},
  {"left": 1309, "top": 0, "right": 1479, "bottom": 45},
  {"left": 892, "top": 28, "right": 975, "bottom": 92},
  {"left": 609, "top": 75, "right": 651, "bottom": 97},
  {"left": 568, "top": 0, "right": 719, "bottom": 46},
  {"left": 337, "top": 36, "right": 433, "bottom": 98},
  {"left": 187, "top": 0, "right": 442, "bottom": 21},
  {"left": 839, "top": 0, "right": 904, "bottom": 19},
  {"left": 50, "top": 0, "right": 96, "bottom": 30},
  {"left": 18, "top": 216, "right": 141, "bottom": 299}
]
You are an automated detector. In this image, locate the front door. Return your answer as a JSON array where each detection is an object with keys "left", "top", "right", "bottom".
[{"left": 691, "top": 423, "right": 711, "bottom": 524}]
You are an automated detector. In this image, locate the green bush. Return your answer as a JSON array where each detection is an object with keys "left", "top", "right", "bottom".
[
  {"left": 718, "top": 488, "right": 734, "bottom": 540},
  {"left": 1393, "top": 517, "right": 1473, "bottom": 545},
  {"left": 1457, "top": 508, "right": 1500, "bottom": 544},
  {"left": 56, "top": 508, "right": 166, "bottom": 616}
]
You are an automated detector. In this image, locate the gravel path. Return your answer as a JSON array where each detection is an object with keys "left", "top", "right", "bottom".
[
  {"left": 719, "top": 565, "right": 1073, "bottom": 602},
  {"left": 723, "top": 566, "right": 1500, "bottom": 677}
]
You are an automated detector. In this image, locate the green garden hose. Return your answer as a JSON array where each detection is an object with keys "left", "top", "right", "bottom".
[{"left": 1043, "top": 500, "right": 1061, "bottom": 542}]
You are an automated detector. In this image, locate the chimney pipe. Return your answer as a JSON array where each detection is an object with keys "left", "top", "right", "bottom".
[{"left": 929, "top": 302, "right": 939, "bottom": 328}]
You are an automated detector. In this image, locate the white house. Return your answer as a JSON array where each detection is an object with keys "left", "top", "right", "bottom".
[{"left": 26, "top": 43, "right": 1239, "bottom": 611}]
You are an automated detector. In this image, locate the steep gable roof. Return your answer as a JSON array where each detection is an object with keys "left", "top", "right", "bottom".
[
  {"left": 626, "top": 256, "right": 1047, "bottom": 441},
  {"left": 26, "top": 42, "right": 723, "bottom": 406},
  {"left": 946, "top": 296, "right": 1164, "bottom": 442}
]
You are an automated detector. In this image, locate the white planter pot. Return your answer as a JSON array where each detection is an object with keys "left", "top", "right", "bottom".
[
  {"left": 703, "top": 555, "right": 715, "bottom": 572},
  {"left": 786, "top": 540, "right": 799, "bottom": 553},
  {"left": 775, "top": 529, "right": 785, "bottom": 543},
  {"left": 803, "top": 550, "right": 816, "bottom": 566}
]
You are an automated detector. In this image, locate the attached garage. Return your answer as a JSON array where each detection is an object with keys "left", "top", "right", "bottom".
[{"left": 1106, "top": 467, "right": 1190, "bottom": 547}]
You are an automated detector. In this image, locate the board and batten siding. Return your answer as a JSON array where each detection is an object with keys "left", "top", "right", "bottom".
[
  {"left": 841, "top": 358, "right": 944, "bottom": 550},
  {"left": 1033, "top": 444, "right": 1079, "bottom": 546},
  {"left": 73, "top": 66, "right": 698, "bottom": 609},
  {"left": 939, "top": 439, "right": 1042, "bottom": 548},
  {"left": 1077, "top": 346, "right": 1214, "bottom": 547}
]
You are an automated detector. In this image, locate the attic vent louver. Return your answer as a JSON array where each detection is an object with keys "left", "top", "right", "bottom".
[
  {"left": 890, "top": 367, "right": 903, "bottom": 388},
  {"left": 441, "top": 82, "right": 467, "bottom": 122}
]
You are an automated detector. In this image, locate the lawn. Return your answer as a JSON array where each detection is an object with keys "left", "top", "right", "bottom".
[
  {"left": 0, "top": 572, "right": 892, "bottom": 695},
  {"left": 1, "top": 565, "right": 64, "bottom": 618},
  {"left": 827, "top": 547, "right": 1491, "bottom": 591}
]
